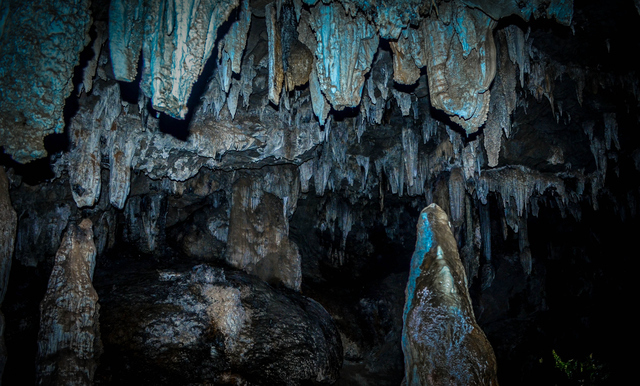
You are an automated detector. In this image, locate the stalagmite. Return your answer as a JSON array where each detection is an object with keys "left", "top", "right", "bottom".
[
  {"left": 36, "top": 219, "right": 101, "bottom": 386},
  {"left": 0, "top": 167, "right": 17, "bottom": 381},
  {"left": 403, "top": 204, "right": 498, "bottom": 385}
]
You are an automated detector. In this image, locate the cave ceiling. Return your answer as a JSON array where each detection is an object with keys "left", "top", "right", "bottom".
[
  {"left": 0, "top": 0, "right": 639, "bottom": 264},
  {"left": 1, "top": 0, "right": 639, "bottom": 384},
  {"left": 1, "top": 0, "right": 639, "bottom": 269}
]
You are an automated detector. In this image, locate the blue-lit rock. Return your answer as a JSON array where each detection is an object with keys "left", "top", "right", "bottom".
[
  {"left": 109, "top": 0, "right": 239, "bottom": 119},
  {"left": 108, "top": 0, "right": 145, "bottom": 82},
  {"left": 0, "top": 0, "right": 91, "bottom": 163},
  {"left": 308, "top": 2, "right": 379, "bottom": 110},
  {"left": 403, "top": 204, "right": 498, "bottom": 385},
  {"left": 218, "top": 0, "right": 251, "bottom": 94},
  {"left": 420, "top": 3, "right": 496, "bottom": 133}
]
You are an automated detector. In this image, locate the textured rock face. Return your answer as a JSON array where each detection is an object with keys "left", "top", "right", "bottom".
[
  {"left": 1, "top": 0, "right": 638, "bottom": 384},
  {"left": 68, "top": 82, "right": 121, "bottom": 208},
  {"left": 227, "top": 172, "right": 302, "bottom": 291},
  {"left": 403, "top": 204, "right": 498, "bottom": 385},
  {"left": 0, "top": 0, "right": 92, "bottom": 163},
  {"left": 109, "top": 0, "right": 240, "bottom": 119},
  {"left": 36, "top": 219, "right": 101, "bottom": 386},
  {"left": 0, "top": 167, "right": 17, "bottom": 380},
  {"left": 0, "top": 0, "right": 576, "bottom": 164},
  {"left": 309, "top": 2, "right": 379, "bottom": 110},
  {"left": 96, "top": 263, "right": 342, "bottom": 385}
]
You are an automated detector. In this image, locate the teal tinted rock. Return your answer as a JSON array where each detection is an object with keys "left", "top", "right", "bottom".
[
  {"left": 403, "top": 204, "right": 498, "bottom": 385},
  {"left": 0, "top": 0, "right": 91, "bottom": 163}
]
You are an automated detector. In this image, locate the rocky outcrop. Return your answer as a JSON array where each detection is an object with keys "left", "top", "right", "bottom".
[
  {"left": 226, "top": 168, "right": 302, "bottom": 291},
  {"left": 0, "top": 0, "right": 92, "bottom": 163},
  {"left": 403, "top": 204, "right": 498, "bottom": 385},
  {"left": 0, "top": 167, "right": 17, "bottom": 381},
  {"left": 36, "top": 219, "right": 101, "bottom": 386},
  {"left": 109, "top": 0, "right": 240, "bottom": 119},
  {"left": 96, "top": 263, "right": 342, "bottom": 385}
]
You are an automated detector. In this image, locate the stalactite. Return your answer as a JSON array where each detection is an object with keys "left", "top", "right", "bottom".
[
  {"left": 402, "top": 128, "right": 419, "bottom": 191},
  {"left": 478, "top": 165, "right": 567, "bottom": 226},
  {"left": 518, "top": 215, "right": 532, "bottom": 275},
  {"left": 0, "top": 0, "right": 92, "bottom": 162},
  {"left": 461, "top": 194, "right": 479, "bottom": 286},
  {"left": 390, "top": 32, "right": 420, "bottom": 85},
  {"left": 226, "top": 170, "right": 301, "bottom": 291},
  {"left": 108, "top": 112, "right": 140, "bottom": 210},
  {"left": 604, "top": 113, "right": 620, "bottom": 151},
  {"left": 266, "top": 2, "right": 284, "bottom": 106},
  {"left": 69, "top": 82, "right": 121, "bottom": 208},
  {"left": 110, "top": 0, "right": 240, "bottom": 118},
  {"left": 420, "top": 3, "right": 496, "bottom": 133},
  {"left": 218, "top": 0, "right": 251, "bottom": 94},
  {"left": 448, "top": 168, "right": 465, "bottom": 226},
  {"left": 308, "top": 2, "right": 379, "bottom": 110},
  {"left": 479, "top": 201, "right": 494, "bottom": 290}
]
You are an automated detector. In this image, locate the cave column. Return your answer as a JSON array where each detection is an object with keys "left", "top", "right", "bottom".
[
  {"left": 35, "top": 219, "right": 101, "bottom": 386},
  {"left": 0, "top": 167, "right": 17, "bottom": 382}
]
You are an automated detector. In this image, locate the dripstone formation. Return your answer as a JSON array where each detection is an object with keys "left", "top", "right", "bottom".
[{"left": 0, "top": 0, "right": 638, "bottom": 385}]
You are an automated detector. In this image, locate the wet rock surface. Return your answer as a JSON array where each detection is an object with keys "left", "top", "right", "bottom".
[
  {"left": 36, "top": 219, "right": 101, "bottom": 386},
  {"left": 94, "top": 258, "right": 342, "bottom": 385},
  {"left": 403, "top": 204, "right": 498, "bottom": 385}
]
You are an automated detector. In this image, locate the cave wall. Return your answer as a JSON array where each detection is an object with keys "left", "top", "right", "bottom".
[{"left": 1, "top": 0, "right": 639, "bottom": 384}]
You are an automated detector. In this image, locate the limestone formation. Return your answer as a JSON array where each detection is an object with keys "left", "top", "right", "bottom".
[
  {"left": 0, "top": 0, "right": 636, "bottom": 383},
  {"left": 109, "top": 0, "right": 240, "bottom": 119},
  {"left": 36, "top": 219, "right": 101, "bottom": 386},
  {"left": 226, "top": 170, "right": 302, "bottom": 291},
  {"left": 308, "top": 2, "right": 379, "bottom": 110},
  {"left": 97, "top": 263, "right": 342, "bottom": 385},
  {"left": 403, "top": 204, "right": 498, "bottom": 385},
  {"left": 68, "top": 82, "right": 121, "bottom": 208},
  {"left": 0, "top": 0, "right": 91, "bottom": 163}
]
